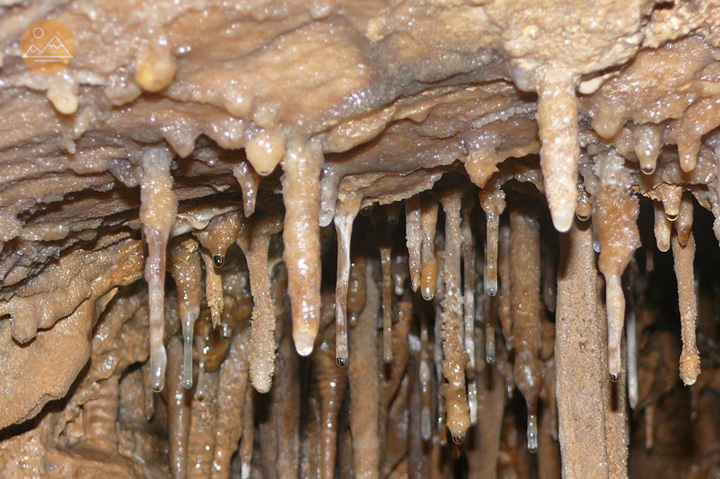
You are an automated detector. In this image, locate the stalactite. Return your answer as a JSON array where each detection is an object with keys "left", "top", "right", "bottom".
[
  {"left": 537, "top": 391, "right": 561, "bottom": 479},
  {"left": 348, "top": 262, "right": 380, "bottom": 479},
  {"left": 258, "top": 387, "right": 279, "bottom": 479},
  {"left": 420, "top": 196, "right": 439, "bottom": 301},
  {"left": 237, "top": 214, "right": 282, "bottom": 393},
  {"left": 480, "top": 186, "right": 506, "bottom": 296},
  {"left": 392, "top": 252, "right": 409, "bottom": 297},
  {"left": 595, "top": 151, "right": 640, "bottom": 380},
  {"left": 461, "top": 203, "right": 477, "bottom": 425},
  {"left": 600, "top": 298, "right": 628, "bottom": 479},
  {"left": 167, "top": 336, "right": 191, "bottom": 479},
  {"left": 434, "top": 237, "right": 446, "bottom": 301},
  {"left": 334, "top": 197, "right": 361, "bottom": 367},
  {"left": 5, "top": 9, "right": 720, "bottom": 479},
  {"left": 82, "top": 376, "right": 120, "bottom": 451},
  {"left": 239, "top": 385, "right": 254, "bottom": 479},
  {"left": 282, "top": 138, "right": 324, "bottom": 356},
  {"left": 192, "top": 316, "right": 211, "bottom": 400},
  {"left": 380, "top": 294, "right": 413, "bottom": 458},
  {"left": 645, "top": 403, "right": 655, "bottom": 451},
  {"left": 187, "top": 371, "right": 220, "bottom": 478},
  {"left": 194, "top": 211, "right": 243, "bottom": 329},
  {"left": 300, "top": 377, "right": 321, "bottom": 479},
  {"left": 439, "top": 190, "right": 469, "bottom": 444},
  {"left": 654, "top": 201, "right": 672, "bottom": 253},
  {"left": 713, "top": 146, "right": 720, "bottom": 244},
  {"left": 419, "top": 313, "right": 433, "bottom": 443},
  {"left": 633, "top": 123, "right": 663, "bottom": 174},
  {"left": 257, "top": 406, "right": 278, "bottom": 479},
  {"left": 381, "top": 294, "right": 413, "bottom": 404},
  {"left": 337, "top": 414, "right": 354, "bottom": 479},
  {"left": 47, "top": 78, "right": 79, "bottom": 115},
  {"left": 467, "top": 323, "right": 507, "bottom": 479},
  {"left": 645, "top": 246, "right": 655, "bottom": 273},
  {"left": 169, "top": 237, "right": 203, "bottom": 389},
  {"left": 201, "top": 250, "right": 225, "bottom": 328},
  {"left": 467, "top": 375, "right": 478, "bottom": 428},
  {"left": 194, "top": 212, "right": 243, "bottom": 268},
  {"left": 274, "top": 307, "right": 301, "bottom": 479},
  {"left": 406, "top": 196, "right": 422, "bottom": 292},
  {"left": 675, "top": 193, "right": 694, "bottom": 247},
  {"left": 245, "top": 128, "right": 286, "bottom": 176},
  {"left": 659, "top": 184, "right": 682, "bottom": 222},
  {"left": 541, "top": 243, "right": 557, "bottom": 313},
  {"left": 374, "top": 211, "right": 395, "bottom": 364},
  {"left": 408, "top": 332, "right": 430, "bottom": 479},
  {"left": 195, "top": 361, "right": 208, "bottom": 401},
  {"left": 212, "top": 334, "right": 249, "bottom": 479},
  {"left": 537, "top": 71, "right": 579, "bottom": 232},
  {"left": 497, "top": 222, "right": 514, "bottom": 350},
  {"left": 203, "top": 328, "right": 232, "bottom": 374},
  {"left": 386, "top": 202, "right": 401, "bottom": 225},
  {"left": 539, "top": 319, "right": 557, "bottom": 447},
  {"left": 433, "top": 285, "right": 447, "bottom": 448},
  {"left": 509, "top": 203, "right": 543, "bottom": 452},
  {"left": 233, "top": 161, "right": 261, "bottom": 217},
  {"left": 314, "top": 287, "right": 348, "bottom": 474},
  {"left": 313, "top": 329, "right": 348, "bottom": 479},
  {"left": 543, "top": 359, "right": 558, "bottom": 442},
  {"left": 627, "top": 307, "right": 639, "bottom": 409},
  {"left": 143, "top": 354, "right": 155, "bottom": 422},
  {"left": 298, "top": 382, "right": 321, "bottom": 479},
  {"left": 347, "top": 254, "right": 367, "bottom": 328},
  {"left": 499, "top": 411, "right": 534, "bottom": 478},
  {"left": 672, "top": 231, "right": 701, "bottom": 386},
  {"left": 484, "top": 284, "right": 496, "bottom": 365},
  {"left": 576, "top": 184, "right": 592, "bottom": 221},
  {"left": 135, "top": 41, "right": 176, "bottom": 92},
  {"left": 140, "top": 146, "right": 178, "bottom": 392},
  {"left": 383, "top": 375, "right": 411, "bottom": 478}
]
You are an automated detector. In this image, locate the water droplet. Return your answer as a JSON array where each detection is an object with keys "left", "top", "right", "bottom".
[
  {"left": 527, "top": 412, "right": 538, "bottom": 453},
  {"left": 213, "top": 254, "right": 224, "bottom": 267},
  {"left": 421, "top": 286, "right": 434, "bottom": 301},
  {"left": 576, "top": 211, "right": 590, "bottom": 221}
]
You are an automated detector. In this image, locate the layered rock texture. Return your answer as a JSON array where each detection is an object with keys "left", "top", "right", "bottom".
[{"left": 1, "top": 1, "right": 720, "bottom": 477}]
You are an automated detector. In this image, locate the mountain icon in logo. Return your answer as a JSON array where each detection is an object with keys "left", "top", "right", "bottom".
[{"left": 22, "top": 35, "right": 72, "bottom": 59}]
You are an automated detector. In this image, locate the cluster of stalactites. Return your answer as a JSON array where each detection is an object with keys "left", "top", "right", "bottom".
[
  {"left": 137, "top": 124, "right": 706, "bottom": 463},
  {"left": 138, "top": 137, "right": 323, "bottom": 397}
]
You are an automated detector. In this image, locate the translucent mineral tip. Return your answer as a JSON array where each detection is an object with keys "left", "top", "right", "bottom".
[
  {"left": 451, "top": 432, "right": 466, "bottom": 445},
  {"left": 150, "top": 344, "right": 167, "bottom": 392},
  {"left": 294, "top": 329, "right": 316, "bottom": 356},
  {"left": 527, "top": 412, "right": 538, "bottom": 453},
  {"left": 551, "top": 207, "right": 574, "bottom": 233}
]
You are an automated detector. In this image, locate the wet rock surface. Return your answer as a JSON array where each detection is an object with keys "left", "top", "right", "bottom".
[{"left": 1, "top": 1, "right": 720, "bottom": 477}]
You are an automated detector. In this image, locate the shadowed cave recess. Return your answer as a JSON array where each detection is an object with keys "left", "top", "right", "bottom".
[{"left": 1, "top": 1, "right": 720, "bottom": 478}]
